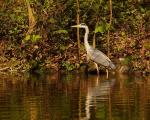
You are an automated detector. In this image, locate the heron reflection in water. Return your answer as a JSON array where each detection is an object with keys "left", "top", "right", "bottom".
[{"left": 71, "top": 23, "right": 116, "bottom": 76}]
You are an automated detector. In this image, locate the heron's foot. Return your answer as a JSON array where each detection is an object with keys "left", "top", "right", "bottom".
[{"left": 94, "top": 62, "right": 99, "bottom": 75}]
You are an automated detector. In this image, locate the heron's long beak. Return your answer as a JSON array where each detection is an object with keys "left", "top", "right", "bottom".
[{"left": 71, "top": 25, "right": 80, "bottom": 28}]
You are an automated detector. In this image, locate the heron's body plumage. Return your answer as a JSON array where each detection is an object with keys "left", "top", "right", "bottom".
[{"left": 87, "top": 46, "right": 115, "bottom": 69}]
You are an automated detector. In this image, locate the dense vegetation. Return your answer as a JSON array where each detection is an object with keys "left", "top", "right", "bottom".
[{"left": 0, "top": 0, "right": 149, "bottom": 74}]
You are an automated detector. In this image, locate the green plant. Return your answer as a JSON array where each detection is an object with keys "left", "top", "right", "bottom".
[
  {"left": 23, "top": 34, "right": 41, "bottom": 43},
  {"left": 61, "top": 61, "right": 75, "bottom": 71}
]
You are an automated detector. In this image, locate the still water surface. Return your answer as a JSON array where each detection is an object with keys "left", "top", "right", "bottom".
[{"left": 0, "top": 72, "right": 149, "bottom": 120}]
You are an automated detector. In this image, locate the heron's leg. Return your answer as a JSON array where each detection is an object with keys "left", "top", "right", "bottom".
[
  {"left": 94, "top": 62, "right": 99, "bottom": 75},
  {"left": 106, "top": 69, "right": 109, "bottom": 79}
]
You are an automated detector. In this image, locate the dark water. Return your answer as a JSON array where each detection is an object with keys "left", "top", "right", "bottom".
[{"left": 0, "top": 72, "right": 149, "bottom": 120}]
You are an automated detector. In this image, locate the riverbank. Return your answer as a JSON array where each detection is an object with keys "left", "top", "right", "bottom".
[{"left": 0, "top": 45, "right": 149, "bottom": 76}]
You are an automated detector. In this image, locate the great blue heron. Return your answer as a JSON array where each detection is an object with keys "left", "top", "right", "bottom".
[{"left": 71, "top": 23, "right": 116, "bottom": 74}]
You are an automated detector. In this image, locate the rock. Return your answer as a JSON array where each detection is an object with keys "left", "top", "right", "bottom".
[{"left": 118, "top": 65, "right": 129, "bottom": 74}]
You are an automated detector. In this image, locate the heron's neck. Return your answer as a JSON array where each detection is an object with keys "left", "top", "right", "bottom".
[{"left": 84, "top": 27, "right": 90, "bottom": 51}]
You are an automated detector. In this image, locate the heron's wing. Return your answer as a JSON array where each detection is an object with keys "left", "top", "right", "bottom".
[{"left": 88, "top": 46, "right": 112, "bottom": 67}]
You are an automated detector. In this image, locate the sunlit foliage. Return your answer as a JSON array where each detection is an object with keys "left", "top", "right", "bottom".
[{"left": 0, "top": 0, "right": 149, "bottom": 73}]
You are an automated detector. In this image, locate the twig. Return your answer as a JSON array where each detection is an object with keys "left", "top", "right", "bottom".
[
  {"left": 76, "top": 0, "right": 80, "bottom": 61},
  {"left": 107, "top": 0, "right": 113, "bottom": 57},
  {"left": 0, "top": 67, "right": 9, "bottom": 71}
]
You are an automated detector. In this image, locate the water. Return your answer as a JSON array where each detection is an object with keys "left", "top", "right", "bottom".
[{"left": 0, "top": 72, "right": 149, "bottom": 120}]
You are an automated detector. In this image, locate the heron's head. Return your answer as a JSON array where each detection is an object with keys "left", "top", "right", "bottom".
[{"left": 71, "top": 23, "right": 87, "bottom": 29}]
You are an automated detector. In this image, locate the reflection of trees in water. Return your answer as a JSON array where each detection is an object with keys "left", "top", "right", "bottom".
[
  {"left": 0, "top": 73, "right": 149, "bottom": 120},
  {"left": 112, "top": 74, "right": 150, "bottom": 120}
]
